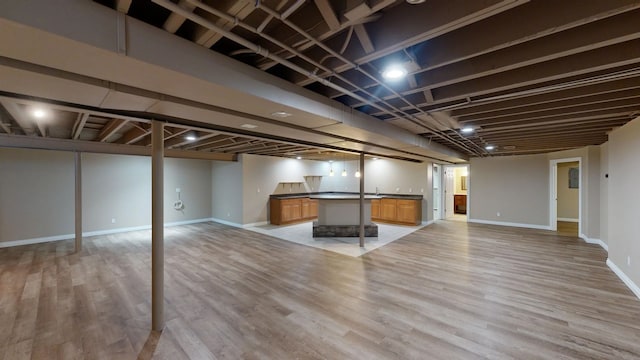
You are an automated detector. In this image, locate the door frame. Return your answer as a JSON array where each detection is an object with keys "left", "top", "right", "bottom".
[
  {"left": 432, "top": 163, "right": 442, "bottom": 220},
  {"left": 443, "top": 164, "right": 470, "bottom": 219},
  {"left": 549, "top": 157, "right": 582, "bottom": 233}
]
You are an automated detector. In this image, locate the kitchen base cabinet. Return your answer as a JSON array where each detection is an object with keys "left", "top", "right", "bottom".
[
  {"left": 371, "top": 198, "right": 422, "bottom": 226},
  {"left": 270, "top": 197, "right": 318, "bottom": 225}
]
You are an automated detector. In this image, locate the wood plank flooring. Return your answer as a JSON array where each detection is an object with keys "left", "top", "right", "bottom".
[{"left": 1, "top": 221, "right": 639, "bottom": 359}]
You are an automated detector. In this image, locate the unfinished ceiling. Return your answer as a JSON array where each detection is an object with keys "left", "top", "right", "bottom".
[{"left": 1, "top": 0, "right": 639, "bottom": 161}]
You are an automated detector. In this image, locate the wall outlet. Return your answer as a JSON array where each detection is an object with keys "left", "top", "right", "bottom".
[
  {"left": 628, "top": 256, "right": 631, "bottom": 266},
  {"left": 497, "top": 212, "right": 501, "bottom": 217},
  {"left": 396, "top": 187, "right": 400, "bottom": 192},
  {"left": 409, "top": 188, "right": 412, "bottom": 193},
  {"left": 421, "top": 188, "right": 424, "bottom": 193},
  {"left": 227, "top": 212, "right": 230, "bottom": 217},
  {"left": 257, "top": 188, "right": 260, "bottom": 193},
  {"left": 111, "top": 218, "right": 116, "bottom": 224}
]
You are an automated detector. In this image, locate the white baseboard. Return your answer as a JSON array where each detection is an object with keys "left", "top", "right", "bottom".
[
  {"left": 607, "top": 258, "right": 640, "bottom": 300},
  {"left": 558, "top": 217, "right": 579, "bottom": 223},
  {"left": 0, "top": 233, "right": 75, "bottom": 248},
  {"left": 467, "top": 218, "right": 551, "bottom": 230},
  {"left": 242, "top": 221, "right": 269, "bottom": 228},
  {"left": 210, "top": 217, "right": 244, "bottom": 228},
  {"left": 579, "top": 234, "right": 608, "bottom": 252},
  {"left": 0, "top": 218, "right": 213, "bottom": 248},
  {"left": 83, "top": 224, "right": 153, "bottom": 237},
  {"left": 422, "top": 220, "right": 435, "bottom": 226}
]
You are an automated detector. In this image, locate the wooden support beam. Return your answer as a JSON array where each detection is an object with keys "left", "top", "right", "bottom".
[
  {"left": 151, "top": 120, "right": 164, "bottom": 332},
  {"left": 359, "top": 152, "right": 365, "bottom": 248},
  {"left": 193, "top": 0, "right": 255, "bottom": 48},
  {"left": 0, "top": 134, "right": 237, "bottom": 161},
  {"left": 353, "top": 24, "right": 374, "bottom": 54},
  {"left": 166, "top": 131, "right": 219, "bottom": 149},
  {"left": 314, "top": 0, "right": 340, "bottom": 30},
  {"left": 73, "top": 113, "right": 89, "bottom": 140},
  {"left": 0, "top": 112, "right": 10, "bottom": 134},
  {"left": 163, "top": 0, "right": 196, "bottom": 33},
  {"left": 118, "top": 124, "right": 151, "bottom": 144},
  {"left": 424, "top": 88, "right": 435, "bottom": 103},
  {"left": 1, "top": 101, "right": 36, "bottom": 135},
  {"left": 116, "top": 0, "right": 133, "bottom": 13},
  {"left": 97, "top": 119, "right": 127, "bottom": 142},
  {"left": 74, "top": 152, "right": 82, "bottom": 253}
]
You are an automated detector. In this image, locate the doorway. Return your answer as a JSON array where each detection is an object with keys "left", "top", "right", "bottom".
[
  {"left": 443, "top": 165, "right": 469, "bottom": 221},
  {"left": 432, "top": 164, "right": 442, "bottom": 220},
  {"left": 549, "top": 158, "right": 581, "bottom": 236}
]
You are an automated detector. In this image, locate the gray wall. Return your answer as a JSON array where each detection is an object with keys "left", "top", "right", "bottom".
[
  {"left": 607, "top": 116, "right": 640, "bottom": 287},
  {"left": 83, "top": 153, "right": 152, "bottom": 232},
  {"left": 211, "top": 158, "right": 244, "bottom": 224},
  {"left": 584, "top": 146, "right": 601, "bottom": 240},
  {"left": 229, "top": 154, "right": 433, "bottom": 226},
  {"left": 164, "top": 157, "right": 212, "bottom": 223},
  {"left": 0, "top": 148, "right": 74, "bottom": 242},
  {"left": 469, "top": 147, "right": 601, "bottom": 240},
  {"left": 600, "top": 142, "right": 609, "bottom": 246},
  {"left": 469, "top": 155, "right": 549, "bottom": 226},
  {"left": 1, "top": 148, "right": 212, "bottom": 243}
]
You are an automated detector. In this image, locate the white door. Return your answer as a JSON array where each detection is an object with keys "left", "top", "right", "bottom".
[
  {"left": 444, "top": 167, "right": 455, "bottom": 218},
  {"left": 433, "top": 164, "right": 441, "bottom": 220}
]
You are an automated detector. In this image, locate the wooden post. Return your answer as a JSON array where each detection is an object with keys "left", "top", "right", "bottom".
[
  {"left": 74, "top": 151, "right": 82, "bottom": 253},
  {"left": 359, "top": 153, "right": 365, "bottom": 248},
  {"left": 151, "top": 120, "right": 164, "bottom": 331}
]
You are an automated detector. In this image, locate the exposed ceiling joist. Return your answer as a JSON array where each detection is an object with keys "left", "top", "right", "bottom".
[
  {"left": 118, "top": 124, "right": 151, "bottom": 144},
  {"left": 353, "top": 24, "right": 374, "bottom": 54},
  {"left": 314, "top": 0, "right": 340, "bottom": 31},
  {"left": 72, "top": 113, "right": 89, "bottom": 140},
  {"left": 163, "top": 0, "right": 196, "bottom": 33},
  {"left": 191, "top": 0, "right": 256, "bottom": 48},
  {"left": 115, "top": 0, "right": 132, "bottom": 13},
  {"left": 97, "top": 118, "right": 127, "bottom": 142},
  {"left": 0, "top": 101, "right": 36, "bottom": 136}
]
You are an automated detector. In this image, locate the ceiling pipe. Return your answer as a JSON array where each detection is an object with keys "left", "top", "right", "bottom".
[
  {"left": 170, "top": 0, "right": 483, "bottom": 156},
  {"left": 152, "top": 0, "right": 392, "bottom": 116},
  {"left": 254, "top": 2, "right": 485, "bottom": 156}
]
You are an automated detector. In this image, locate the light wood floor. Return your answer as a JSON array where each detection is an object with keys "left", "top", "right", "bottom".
[
  {"left": 557, "top": 221, "right": 579, "bottom": 237},
  {"left": 1, "top": 221, "right": 639, "bottom": 359}
]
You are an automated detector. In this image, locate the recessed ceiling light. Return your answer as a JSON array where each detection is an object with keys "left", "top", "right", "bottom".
[
  {"left": 32, "top": 109, "right": 46, "bottom": 119},
  {"left": 372, "top": 157, "right": 379, "bottom": 160},
  {"left": 406, "top": 0, "right": 426, "bottom": 4},
  {"left": 185, "top": 134, "right": 197, "bottom": 141},
  {"left": 241, "top": 123, "right": 258, "bottom": 129},
  {"left": 271, "top": 111, "right": 292, "bottom": 118},
  {"left": 461, "top": 127, "right": 474, "bottom": 134},
  {"left": 485, "top": 145, "right": 495, "bottom": 150},
  {"left": 296, "top": 156, "right": 302, "bottom": 160},
  {"left": 381, "top": 65, "right": 407, "bottom": 80}
]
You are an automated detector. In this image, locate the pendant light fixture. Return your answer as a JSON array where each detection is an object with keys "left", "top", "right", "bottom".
[
  {"left": 329, "top": 160, "right": 334, "bottom": 176},
  {"left": 341, "top": 153, "right": 347, "bottom": 176}
]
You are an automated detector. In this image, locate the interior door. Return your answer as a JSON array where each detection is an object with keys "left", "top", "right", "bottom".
[
  {"left": 444, "top": 167, "right": 455, "bottom": 218},
  {"left": 432, "top": 164, "right": 441, "bottom": 220}
]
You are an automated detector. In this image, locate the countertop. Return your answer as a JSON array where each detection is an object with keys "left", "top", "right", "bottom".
[
  {"left": 309, "top": 194, "right": 380, "bottom": 200},
  {"left": 270, "top": 191, "right": 423, "bottom": 200}
]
